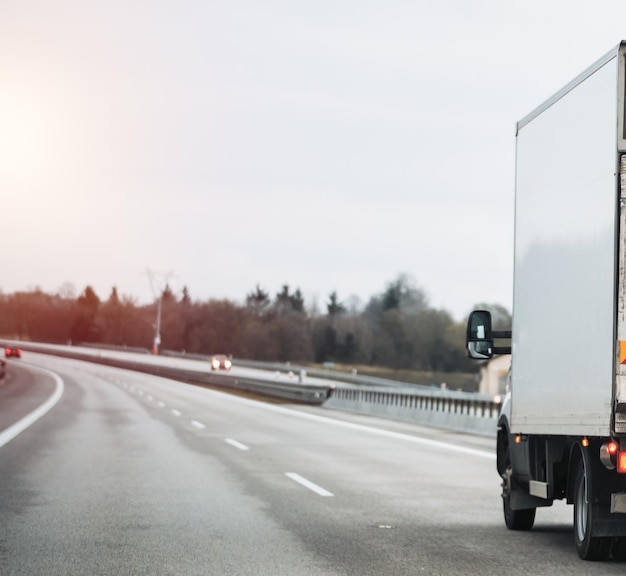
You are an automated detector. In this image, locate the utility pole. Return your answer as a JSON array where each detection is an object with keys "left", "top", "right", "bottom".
[
  {"left": 153, "top": 295, "right": 162, "bottom": 355},
  {"left": 146, "top": 269, "right": 174, "bottom": 355}
]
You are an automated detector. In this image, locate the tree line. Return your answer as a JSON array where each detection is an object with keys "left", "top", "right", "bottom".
[{"left": 0, "top": 275, "right": 511, "bottom": 375}]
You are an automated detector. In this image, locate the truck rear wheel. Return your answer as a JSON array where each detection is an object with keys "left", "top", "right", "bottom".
[
  {"left": 502, "top": 445, "right": 535, "bottom": 530},
  {"left": 573, "top": 461, "right": 611, "bottom": 560},
  {"left": 503, "top": 490, "right": 536, "bottom": 530},
  {"left": 611, "top": 538, "right": 626, "bottom": 560}
]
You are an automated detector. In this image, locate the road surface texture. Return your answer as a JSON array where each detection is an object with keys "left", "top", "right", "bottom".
[{"left": 1, "top": 352, "right": 622, "bottom": 575}]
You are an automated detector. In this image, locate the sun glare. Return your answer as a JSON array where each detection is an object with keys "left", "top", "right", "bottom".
[{"left": 0, "top": 89, "right": 64, "bottom": 186}]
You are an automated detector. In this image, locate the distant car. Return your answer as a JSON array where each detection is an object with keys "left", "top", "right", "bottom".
[
  {"left": 210, "top": 354, "right": 232, "bottom": 371},
  {"left": 5, "top": 347, "right": 21, "bottom": 359}
]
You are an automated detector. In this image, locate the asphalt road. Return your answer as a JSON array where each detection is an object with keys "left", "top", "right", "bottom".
[{"left": 1, "top": 352, "right": 625, "bottom": 575}]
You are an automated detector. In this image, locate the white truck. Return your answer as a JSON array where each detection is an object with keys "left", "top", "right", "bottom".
[{"left": 467, "top": 41, "right": 626, "bottom": 560}]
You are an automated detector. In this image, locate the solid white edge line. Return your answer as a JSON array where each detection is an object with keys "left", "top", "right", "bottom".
[
  {"left": 25, "top": 354, "right": 491, "bottom": 460},
  {"left": 286, "top": 472, "right": 334, "bottom": 497},
  {"left": 0, "top": 366, "right": 65, "bottom": 448},
  {"left": 191, "top": 420, "right": 205, "bottom": 429},
  {"left": 225, "top": 438, "right": 250, "bottom": 451},
  {"left": 196, "top": 391, "right": 495, "bottom": 460}
]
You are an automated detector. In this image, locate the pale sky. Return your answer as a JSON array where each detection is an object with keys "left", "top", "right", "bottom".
[{"left": 2, "top": 0, "right": 626, "bottom": 320}]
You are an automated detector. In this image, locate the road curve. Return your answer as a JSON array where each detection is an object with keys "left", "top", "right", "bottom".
[{"left": 1, "top": 352, "right": 624, "bottom": 575}]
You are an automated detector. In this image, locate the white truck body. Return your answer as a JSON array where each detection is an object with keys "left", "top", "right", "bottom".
[
  {"left": 512, "top": 45, "right": 622, "bottom": 436},
  {"left": 466, "top": 42, "right": 626, "bottom": 560}
]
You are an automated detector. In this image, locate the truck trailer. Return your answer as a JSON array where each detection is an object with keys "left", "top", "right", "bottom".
[{"left": 467, "top": 41, "right": 626, "bottom": 560}]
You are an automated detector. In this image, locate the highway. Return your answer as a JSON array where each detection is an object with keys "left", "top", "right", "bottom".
[
  {"left": 1, "top": 352, "right": 624, "bottom": 575},
  {"left": 1, "top": 341, "right": 336, "bottom": 386}
]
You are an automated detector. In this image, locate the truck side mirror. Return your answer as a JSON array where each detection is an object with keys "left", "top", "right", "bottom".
[{"left": 466, "top": 310, "right": 494, "bottom": 360}]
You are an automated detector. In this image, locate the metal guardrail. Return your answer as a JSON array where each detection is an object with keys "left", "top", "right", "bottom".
[
  {"left": 331, "top": 386, "right": 500, "bottom": 417},
  {"left": 4, "top": 341, "right": 500, "bottom": 436},
  {"left": 90, "top": 346, "right": 469, "bottom": 393},
  {"left": 2, "top": 342, "right": 331, "bottom": 405},
  {"left": 325, "top": 386, "right": 500, "bottom": 437},
  {"left": 221, "top": 357, "right": 500, "bottom": 435}
]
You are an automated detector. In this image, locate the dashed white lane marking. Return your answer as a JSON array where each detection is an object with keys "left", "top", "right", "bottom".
[
  {"left": 219, "top": 394, "right": 495, "bottom": 460},
  {"left": 0, "top": 367, "right": 64, "bottom": 448},
  {"left": 138, "top": 390, "right": 144, "bottom": 396},
  {"left": 156, "top": 401, "right": 166, "bottom": 408},
  {"left": 286, "top": 473, "right": 334, "bottom": 497},
  {"left": 191, "top": 420, "right": 206, "bottom": 429},
  {"left": 225, "top": 438, "right": 250, "bottom": 451},
  {"left": 146, "top": 395, "right": 153, "bottom": 401},
  {"left": 171, "top": 409, "right": 181, "bottom": 417}
]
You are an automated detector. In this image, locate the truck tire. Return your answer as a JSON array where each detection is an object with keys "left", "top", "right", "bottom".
[
  {"left": 573, "top": 461, "right": 611, "bottom": 560},
  {"left": 503, "top": 491, "right": 536, "bottom": 530},
  {"left": 611, "top": 538, "right": 626, "bottom": 560},
  {"left": 502, "top": 446, "right": 535, "bottom": 530}
]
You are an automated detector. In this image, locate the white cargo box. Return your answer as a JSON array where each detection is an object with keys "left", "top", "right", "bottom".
[{"left": 511, "top": 42, "right": 626, "bottom": 436}]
